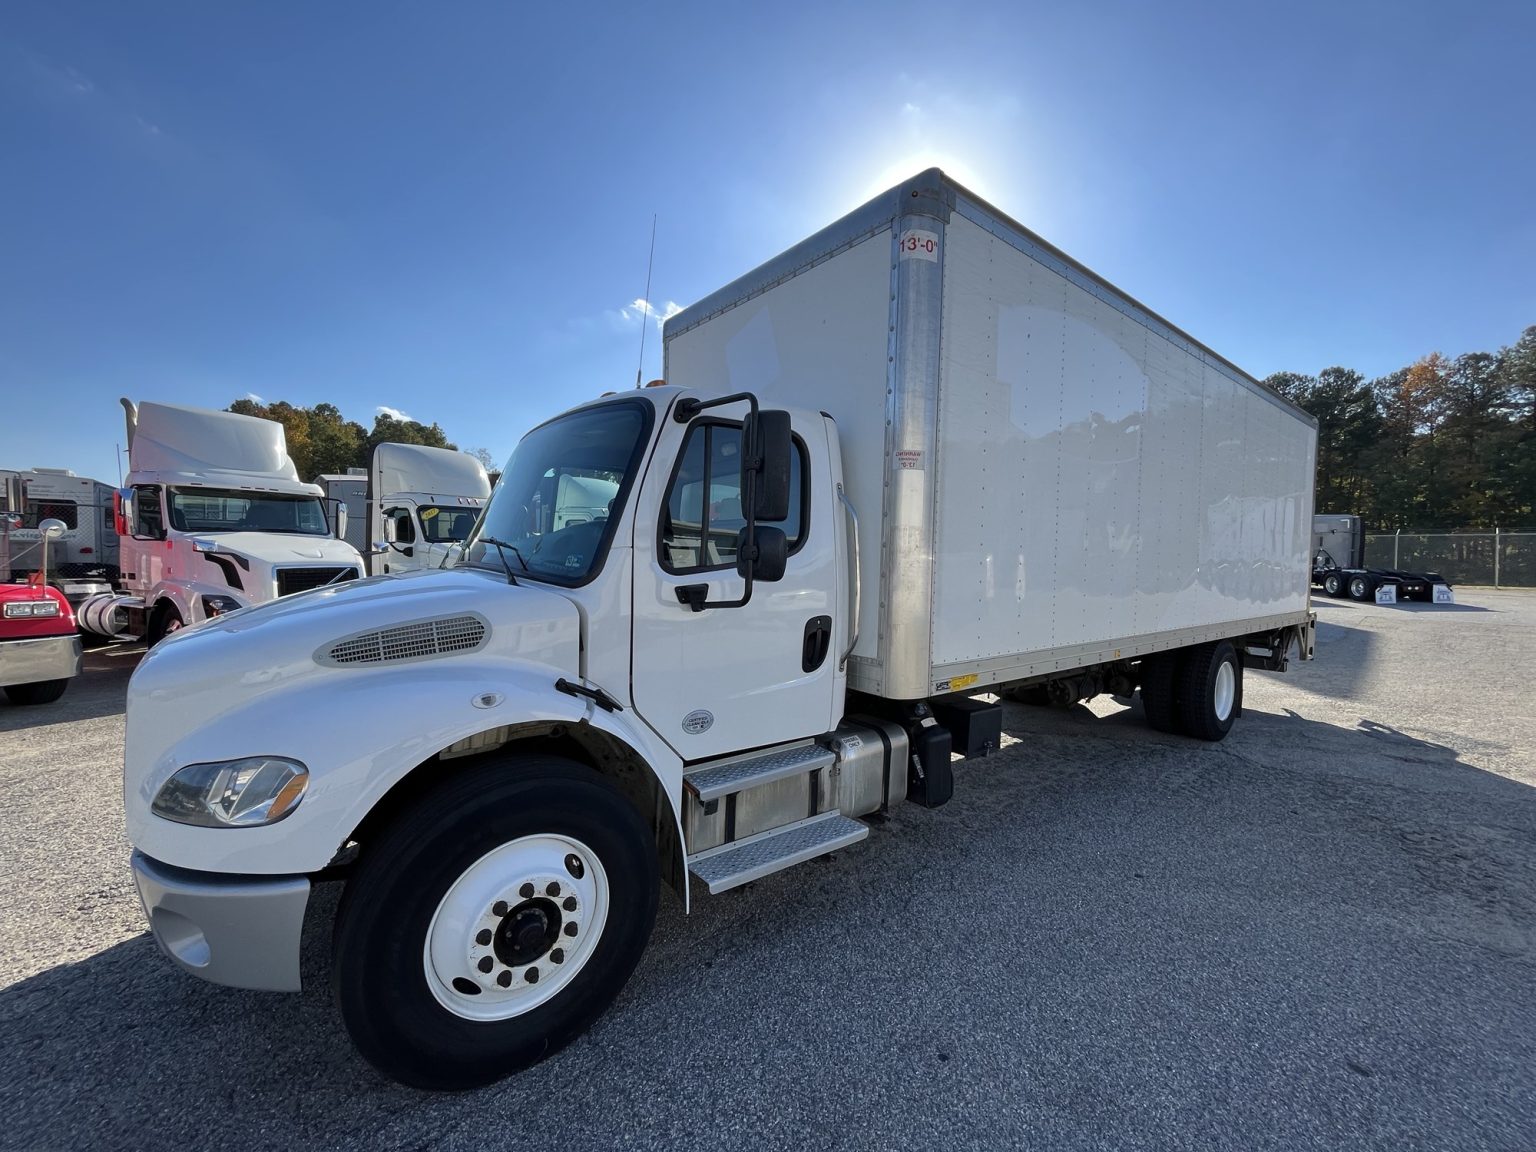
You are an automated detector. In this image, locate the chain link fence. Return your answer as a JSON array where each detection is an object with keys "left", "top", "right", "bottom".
[{"left": 1364, "top": 530, "right": 1536, "bottom": 587}]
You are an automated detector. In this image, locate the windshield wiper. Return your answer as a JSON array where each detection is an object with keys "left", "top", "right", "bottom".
[{"left": 479, "top": 536, "right": 529, "bottom": 585}]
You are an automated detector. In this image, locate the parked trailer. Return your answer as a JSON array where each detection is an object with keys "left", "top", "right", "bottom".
[
  {"left": 122, "top": 170, "right": 1317, "bottom": 1089},
  {"left": 318, "top": 443, "right": 490, "bottom": 576},
  {"left": 79, "top": 400, "right": 364, "bottom": 645},
  {"left": 0, "top": 468, "right": 119, "bottom": 605}
]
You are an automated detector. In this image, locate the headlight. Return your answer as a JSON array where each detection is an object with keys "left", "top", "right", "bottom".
[
  {"left": 201, "top": 594, "right": 243, "bottom": 618},
  {"left": 3, "top": 600, "right": 61, "bottom": 618},
  {"left": 151, "top": 757, "right": 309, "bottom": 828}
]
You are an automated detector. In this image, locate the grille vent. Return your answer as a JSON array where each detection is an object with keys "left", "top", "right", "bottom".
[
  {"left": 278, "top": 566, "right": 358, "bottom": 596},
  {"left": 321, "top": 614, "right": 488, "bottom": 667}
]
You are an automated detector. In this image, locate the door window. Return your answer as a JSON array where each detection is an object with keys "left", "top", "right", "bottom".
[
  {"left": 660, "top": 422, "right": 806, "bottom": 574},
  {"left": 133, "top": 487, "right": 164, "bottom": 539}
]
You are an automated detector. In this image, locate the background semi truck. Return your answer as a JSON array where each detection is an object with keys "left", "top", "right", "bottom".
[
  {"left": 79, "top": 400, "right": 365, "bottom": 644},
  {"left": 319, "top": 442, "right": 490, "bottom": 576},
  {"left": 123, "top": 170, "right": 1317, "bottom": 1089}
]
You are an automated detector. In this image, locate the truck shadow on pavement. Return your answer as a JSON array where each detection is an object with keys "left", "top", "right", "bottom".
[{"left": 2, "top": 704, "right": 1533, "bottom": 1152}]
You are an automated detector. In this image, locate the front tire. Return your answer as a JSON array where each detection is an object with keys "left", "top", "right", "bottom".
[
  {"left": 4, "top": 678, "right": 69, "bottom": 705},
  {"left": 1175, "top": 640, "right": 1242, "bottom": 741},
  {"left": 332, "top": 755, "right": 659, "bottom": 1090},
  {"left": 146, "top": 602, "right": 184, "bottom": 647}
]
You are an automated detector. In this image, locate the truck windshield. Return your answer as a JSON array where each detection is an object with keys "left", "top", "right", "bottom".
[
  {"left": 167, "top": 489, "right": 330, "bottom": 535},
  {"left": 466, "top": 400, "right": 652, "bottom": 586}
]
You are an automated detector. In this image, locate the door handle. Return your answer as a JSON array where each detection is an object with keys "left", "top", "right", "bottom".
[{"left": 802, "top": 615, "right": 832, "bottom": 672}]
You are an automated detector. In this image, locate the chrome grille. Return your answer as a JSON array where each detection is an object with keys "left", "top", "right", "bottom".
[
  {"left": 322, "top": 614, "right": 488, "bottom": 667},
  {"left": 277, "top": 566, "right": 357, "bottom": 596}
]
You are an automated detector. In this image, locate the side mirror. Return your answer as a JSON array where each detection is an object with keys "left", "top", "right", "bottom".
[
  {"left": 335, "top": 505, "right": 349, "bottom": 540},
  {"left": 114, "top": 488, "right": 133, "bottom": 537},
  {"left": 381, "top": 518, "right": 398, "bottom": 544},
  {"left": 743, "top": 409, "right": 792, "bottom": 522},
  {"left": 736, "top": 525, "right": 787, "bottom": 583}
]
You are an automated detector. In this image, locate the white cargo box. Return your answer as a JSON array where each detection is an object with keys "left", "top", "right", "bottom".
[{"left": 665, "top": 169, "right": 1317, "bottom": 700}]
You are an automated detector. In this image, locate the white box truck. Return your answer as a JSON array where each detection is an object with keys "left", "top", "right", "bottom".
[
  {"left": 318, "top": 442, "right": 491, "bottom": 576},
  {"left": 79, "top": 400, "right": 365, "bottom": 644},
  {"left": 122, "top": 170, "right": 1317, "bottom": 1089}
]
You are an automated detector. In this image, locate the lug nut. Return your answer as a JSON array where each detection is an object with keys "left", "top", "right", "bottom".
[
  {"left": 525, "top": 968, "right": 539, "bottom": 984},
  {"left": 565, "top": 854, "right": 584, "bottom": 879},
  {"left": 477, "top": 956, "right": 494, "bottom": 974},
  {"left": 476, "top": 929, "right": 493, "bottom": 946},
  {"left": 562, "top": 896, "right": 577, "bottom": 912},
  {"left": 563, "top": 922, "right": 577, "bottom": 937},
  {"left": 492, "top": 901, "right": 508, "bottom": 917},
  {"left": 519, "top": 882, "right": 535, "bottom": 899},
  {"left": 546, "top": 882, "right": 561, "bottom": 897},
  {"left": 550, "top": 948, "right": 565, "bottom": 964},
  {"left": 496, "top": 970, "right": 512, "bottom": 988}
]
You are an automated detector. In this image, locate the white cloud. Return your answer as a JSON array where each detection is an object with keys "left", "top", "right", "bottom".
[
  {"left": 376, "top": 405, "right": 413, "bottom": 422},
  {"left": 614, "top": 297, "right": 685, "bottom": 332},
  {"left": 244, "top": 391, "right": 264, "bottom": 403}
]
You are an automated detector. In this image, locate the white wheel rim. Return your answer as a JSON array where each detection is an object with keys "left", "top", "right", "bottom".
[
  {"left": 423, "top": 834, "right": 608, "bottom": 1022},
  {"left": 1213, "top": 661, "right": 1236, "bottom": 722}
]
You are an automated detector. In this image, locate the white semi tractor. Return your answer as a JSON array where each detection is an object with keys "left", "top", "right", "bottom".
[
  {"left": 80, "top": 400, "right": 365, "bottom": 644},
  {"left": 319, "top": 443, "right": 491, "bottom": 576},
  {"left": 123, "top": 171, "right": 1318, "bottom": 1089}
]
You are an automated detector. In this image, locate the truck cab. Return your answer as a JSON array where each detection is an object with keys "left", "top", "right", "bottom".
[{"left": 79, "top": 400, "right": 365, "bottom": 644}]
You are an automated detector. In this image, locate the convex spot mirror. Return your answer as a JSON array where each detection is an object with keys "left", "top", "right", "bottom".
[
  {"left": 736, "top": 525, "right": 787, "bottom": 583},
  {"left": 38, "top": 518, "right": 68, "bottom": 540},
  {"left": 742, "top": 409, "right": 792, "bottom": 523}
]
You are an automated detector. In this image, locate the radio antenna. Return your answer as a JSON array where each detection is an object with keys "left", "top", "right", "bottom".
[{"left": 635, "top": 213, "right": 657, "bottom": 389}]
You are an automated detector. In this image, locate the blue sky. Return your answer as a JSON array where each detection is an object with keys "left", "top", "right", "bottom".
[{"left": 2, "top": 1, "right": 1533, "bottom": 485}]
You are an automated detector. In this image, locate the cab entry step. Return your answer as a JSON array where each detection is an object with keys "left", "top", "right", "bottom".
[{"left": 687, "top": 811, "right": 867, "bottom": 895}]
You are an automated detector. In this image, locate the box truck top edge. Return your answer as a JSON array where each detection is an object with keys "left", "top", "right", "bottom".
[{"left": 663, "top": 168, "right": 1317, "bottom": 432}]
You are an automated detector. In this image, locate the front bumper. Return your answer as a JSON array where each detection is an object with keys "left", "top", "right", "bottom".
[
  {"left": 131, "top": 850, "right": 310, "bottom": 992},
  {"left": 1, "top": 633, "right": 81, "bottom": 688}
]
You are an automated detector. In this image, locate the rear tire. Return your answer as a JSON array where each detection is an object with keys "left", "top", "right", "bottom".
[
  {"left": 1138, "top": 652, "right": 1181, "bottom": 733},
  {"left": 1175, "top": 640, "right": 1241, "bottom": 742},
  {"left": 4, "top": 678, "right": 69, "bottom": 705},
  {"left": 332, "top": 755, "right": 659, "bottom": 1090},
  {"left": 1347, "top": 575, "right": 1373, "bottom": 602},
  {"left": 1323, "top": 573, "right": 1343, "bottom": 597}
]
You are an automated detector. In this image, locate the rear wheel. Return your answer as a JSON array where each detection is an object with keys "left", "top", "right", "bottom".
[
  {"left": 1323, "top": 573, "right": 1343, "bottom": 597},
  {"left": 1347, "top": 575, "right": 1373, "bottom": 602},
  {"left": 4, "top": 678, "right": 69, "bottom": 705},
  {"left": 1138, "top": 652, "right": 1181, "bottom": 733},
  {"left": 332, "top": 755, "right": 659, "bottom": 1090},
  {"left": 1175, "top": 640, "right": 1242, "bottom": 741}
]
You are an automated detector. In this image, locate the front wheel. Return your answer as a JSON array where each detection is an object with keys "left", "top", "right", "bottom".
[
  {"left": 146, "top": 603, "right": 185, "bottom": 647},
  {"left": 332, "top": 756, "right": 659, "bottom": 1090},
  {"left": 4, "top": 678, "right": 69, "bottom": 705}
]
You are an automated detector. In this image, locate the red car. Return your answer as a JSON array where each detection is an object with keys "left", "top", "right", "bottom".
[{"left": 0, "top": 581, "right": 82, "bottom": 705}]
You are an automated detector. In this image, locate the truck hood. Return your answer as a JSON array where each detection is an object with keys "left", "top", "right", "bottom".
[{"left": 194, "top": 532, "right": 362, "bottom": 569}]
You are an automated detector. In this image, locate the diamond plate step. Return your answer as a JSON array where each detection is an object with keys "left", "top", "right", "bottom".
[
  {"left": 684, "top": 742, "right": 835, "bottom": 803},
  {"left": 687, "top": 812, "right": 868, "bottom": 895}
]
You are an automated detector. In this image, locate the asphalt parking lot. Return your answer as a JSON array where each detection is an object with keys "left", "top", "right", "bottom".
[{"left": 2, "top": 591, "right": 1534, "bottom": 1152}]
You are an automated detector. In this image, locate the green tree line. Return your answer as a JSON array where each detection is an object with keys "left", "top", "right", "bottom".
[
  {"left": 1265, "top": 324, "right": 1536, "bottom": 530},
  {"left": 226, "top": 399, "right": 469, "bottom": 481}
]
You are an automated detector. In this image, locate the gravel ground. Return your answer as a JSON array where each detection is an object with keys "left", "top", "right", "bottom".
[{"left": 2, "top": 591, "right": 1534, "bottom": 1151}]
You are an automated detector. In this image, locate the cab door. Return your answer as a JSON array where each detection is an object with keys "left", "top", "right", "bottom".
[{"left": 631, "top": 401, "right": 841, "bottom": 760}]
